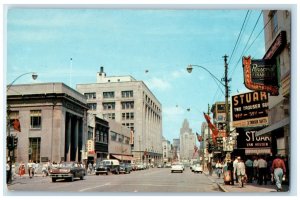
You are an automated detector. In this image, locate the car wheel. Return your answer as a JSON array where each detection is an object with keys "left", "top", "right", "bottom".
[
  {"left": 96, "top": 173, "right": 99, "bottom": 175},
  {"left": 171, "top": 171, "right": 173, "bottom": 173},
  {"left": 80, "top": 176, "right": 84, "bottom": 180},
  {"left": 52, "top": 178, "right": 56, "bottom": 182},
  {"left": 69, "top": 175, "right": 74, "bottom": 182}
]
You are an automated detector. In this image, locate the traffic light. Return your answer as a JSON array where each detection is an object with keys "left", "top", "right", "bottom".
[
  {"left": 13, "top": 137, "right": 18, "bottom": 148},
  {"left": 7, "top": 136, "right": 14, "bottom": 150}
]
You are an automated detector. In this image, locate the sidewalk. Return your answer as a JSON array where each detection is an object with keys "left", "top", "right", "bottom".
[{"left": 204, "top": 171, "right": 289, "bottom": 193}]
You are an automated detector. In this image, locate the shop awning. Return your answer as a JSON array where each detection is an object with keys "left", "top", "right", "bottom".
[
  {"left": 245, "top": 148, "right": 271, "bottom": 155},
  {"left": 111, "top": 154, "right": 134, "bottom": 161},
  {"left": 255, "top": 117, "right": 290, "bottom": 137}
]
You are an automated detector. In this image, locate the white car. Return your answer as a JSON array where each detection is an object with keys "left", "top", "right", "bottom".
[
  {"left": 193, "top": 164, "right": 203, "bottom": 174},
  {"left": 171, "top": 164, "right": 184, "bottom": 173}
]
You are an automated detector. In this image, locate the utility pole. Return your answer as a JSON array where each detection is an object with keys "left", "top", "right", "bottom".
[{"left": 223, "top": 55, "right": 231, "bottom": 137}]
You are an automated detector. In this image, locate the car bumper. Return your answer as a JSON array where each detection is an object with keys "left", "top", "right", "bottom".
[{"left": 49, "top": 173, "right": 72, "bottom": 178}]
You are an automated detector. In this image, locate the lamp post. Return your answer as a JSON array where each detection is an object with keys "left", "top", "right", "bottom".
[
  {"left": 6, "top": 72, "right": 38, "bottom": 184},
  {"left": 187, "top": 60, "right": 231, "bottom": 168}
]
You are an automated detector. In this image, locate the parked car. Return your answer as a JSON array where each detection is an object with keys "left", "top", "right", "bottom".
[
  {"left": 49, "top": 161, "right": 86, "bottom": 182},
  {"left": 193, "top": 164, "right": 203, "bottom": 174},
  {"left": 157, "top": 164, "right": 163, "bottom": 168},
  {"left": 165, "top": 163, "right": 172, "bottom": 168},
  {"left": 95, "top": 159, "right": 120, "bottom": 175},
  {"left": 119, "top": 163, "right": 132, "bottom": 174},
  {"left": 171, "top": 164, "right": 184, "bottom": 173}
]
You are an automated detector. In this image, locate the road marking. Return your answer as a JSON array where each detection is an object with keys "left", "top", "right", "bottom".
[{"left": 79, "top": 182, "right": 110, "bottom": 192}]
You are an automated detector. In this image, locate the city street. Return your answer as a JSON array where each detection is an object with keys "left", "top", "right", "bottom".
[{"left": 6, "top": 168, "right": 221, "bottom": 194}]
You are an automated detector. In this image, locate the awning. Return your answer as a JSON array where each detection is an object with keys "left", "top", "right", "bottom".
[
  {"left": 111, "top": 154, "right": 134, "bottom": 161},
  {"left": 255, "top": 117, "right": 290, "bottom": 137},
  {"left": 245, "top": 148, "right": 271, "bottom": 155}
]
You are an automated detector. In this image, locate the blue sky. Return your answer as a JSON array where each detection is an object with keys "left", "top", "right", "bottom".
[{"left": 6, "top": 8, "right": 266, "bottom": 142}]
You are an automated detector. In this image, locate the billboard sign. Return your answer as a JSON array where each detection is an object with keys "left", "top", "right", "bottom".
[
  {"left": 231, "top": 91, "right": 268, "bottom": 127},
  {"left": 243, "top": 56, "right": 279, "bottom": 96},
  {"left": 236, "top": 128, "right": 271, "bottom": 149}
]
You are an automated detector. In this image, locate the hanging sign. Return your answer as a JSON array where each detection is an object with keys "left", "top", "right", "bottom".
[{"left": 243, "top": 56, "right": 279, "bottom": 96}]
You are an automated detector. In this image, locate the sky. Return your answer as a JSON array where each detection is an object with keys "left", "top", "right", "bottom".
[{"left": 5, "top": 6, "right": 268, "bottom": 142}]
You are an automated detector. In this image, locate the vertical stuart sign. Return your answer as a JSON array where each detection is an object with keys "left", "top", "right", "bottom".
[
  {"left": 231, "top": 91, "right": 269, "bottom": 127},
  {"left": 242, "top": 56, "right": 279, "bottom": 96}
]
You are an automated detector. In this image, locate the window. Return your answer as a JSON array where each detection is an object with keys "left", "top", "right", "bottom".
[
  {"left": 88, "top": 126, "right": 93, "bottom": 140},
  {"left": 121, "top": 101, "right": 134, "bottom": 109},
  {"left": 30, "top": 110, "right": 41, "bottom": 129},
  {"left": 29, "top": 137, "right": 41, "bottom": 163},
  {"left": 110, "top": 131, "right": 117, "bottom": 141},
  {"left": 84, "top": 92, "right": 96, "bottom": 99},
  {"left": 118, "top": 135, "right": 124, "bottom": 143},
  {"left": 122, "top": 123, "right": 134, "bottom": 130},
  {"left": 103, "top": 91, "right": 115, "bottom": 98},
  {"left": 9, "top": 111, "right": 19, "bottom": 130},
  {"left": 104, "top": 133, "right": 108, "bottom": 144},
  {"left": 88, "top": 103, "right": 97, "bottom": 110},
  {"left": 100, "top": 131, "right": 104, "bottom": 143},
  {"left": 122, "top": 112, "right": 134, "bottom": 120},
  {"left": 103, "top": 113, "right": 115, "bottom": 120},
  {"left": 121, "top": 90, "right": 133, "bottom": 98},
  {"left": 270, "top": 10, "right": 278, "bottom": 39},
  {"left": 103, "top": 102, "right": 115, "bottom": 110},
  {"left": 95, "top": 130, "right": 100, "bottom": 142}
]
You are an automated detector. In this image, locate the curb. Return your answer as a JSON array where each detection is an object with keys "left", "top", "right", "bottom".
[{"left": 204, "top": 171, "right": 228, "bottom": 192}]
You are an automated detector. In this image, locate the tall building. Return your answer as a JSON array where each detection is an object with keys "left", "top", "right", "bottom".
[
  {"left": 256, "top": 10, "right": 291, "bottom": 157},
  {"left": 172, "top": 138, "right": 180, "bottom": 161},
  {"left": 76, "top": 67, "right": 163, "bottom": 164},
  {"left": 179, "top": 119, "right": 196, "bottom": 161}
]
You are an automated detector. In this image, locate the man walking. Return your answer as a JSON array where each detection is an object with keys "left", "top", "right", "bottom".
[
  {"left": 234, "top": 157, "right": 246, "bottom": 188},
  {"left": 272, "top": 154, "right": 286, "bottom": 192},
  {"left": 245, "top": 157, "right": 253, "bottom": 183},
  {"left": 257, "top": 155, "right": 268, "bottom": 185}
]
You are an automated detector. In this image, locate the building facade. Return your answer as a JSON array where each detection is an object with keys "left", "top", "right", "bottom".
[
  {"left": 179, "top": 119, "right": 196, "bottom": 161},
  {"left": 256, "top": 10, "right": 291, "bottom": 157},
  {"left": 7, "top": 83, "right": 88, "bottom": 164},
  {"left": 76, "top": 67, "right": 163, "bottom": 164},
  {"left": 162, "top": 137, "right": 172, "bottom": 163}
]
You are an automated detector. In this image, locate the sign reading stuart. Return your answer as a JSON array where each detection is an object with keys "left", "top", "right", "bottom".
[
  {"left": 232, "top": 91, "right": 268, "bottom": 127},
  {"left": 243, "top": 56, "right": 279, "bottom": 96},
  {"left": 236, "top": 128, "right": 271, "bottom": 149}
]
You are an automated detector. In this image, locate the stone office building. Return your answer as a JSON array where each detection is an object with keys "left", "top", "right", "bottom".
[
  {"left": 7, "top": 83, "right": 88, "bottom": 164},
  {"left": 77, "top": 67, "right": 163, "bottom": 164}
]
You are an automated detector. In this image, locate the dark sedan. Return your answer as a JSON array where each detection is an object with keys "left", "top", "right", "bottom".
[{"left": 49, "top": 162, "right": 86, "bottom": 182}]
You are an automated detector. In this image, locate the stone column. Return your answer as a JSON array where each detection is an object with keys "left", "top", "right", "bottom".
[{"left": 66, "top": 113, "right": 71, "bottom": 162}]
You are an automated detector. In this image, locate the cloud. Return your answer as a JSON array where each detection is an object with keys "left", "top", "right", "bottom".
[{"left": 145, "top": 77, "right": 171, "bottom": 91}]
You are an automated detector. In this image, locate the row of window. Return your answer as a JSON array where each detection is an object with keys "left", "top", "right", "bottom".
[
  {"left": 88, "top": 101, "right": 134, "bottom": 111},
  {"left": 84, "top": 90, "right": 134, "bottom": 100},
  {"left": 110, "top": 131, "right": 130, "bottom": 144},
  {"left": 10, "top": 110, "right": 41, "bottom": 129},
  {"left": 102, "top": 112, "right": 134, "bottom": 120}
]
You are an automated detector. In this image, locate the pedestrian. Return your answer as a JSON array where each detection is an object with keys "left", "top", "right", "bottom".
[
  {"left": 6, "top": 161, "right": 11, "bottom": 184},
  {"left": 234, "top": 157, "right": 246, "bottom": 188},
  {"left": 226, "top": 158, "right": 234, "bottom": 185},
  {"left": 257, "top": 155, "right": 268, "bottom": 185},
  {"left": 245, "top": 157, "right": 253, "bottom": 183},
  {"left": 19, "top": 161, "right": 25, "bottom": 178},
  {"left": 215, "top": 160, "right": 222, "bottom": 178},
  {"left": 42, "top": 162, "right": 49, "bottom": 177},
  {"left": 253, "top": 156, "right": 259, "bottom": 181},
  {"left": 272, "top": 154, "right": 286, "bottom": 192},
  {"left": 27, "top": 160, "right": 34, "bottom": 178},
  {"left": 233, "top": 156, "right": 239, "bottom": 183},
  {"left": 88, "top": 162, "right": 92, "bottom": 174}
]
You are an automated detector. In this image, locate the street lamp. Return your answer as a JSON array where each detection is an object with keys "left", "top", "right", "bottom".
[
  {"left": 6, "top": 72, "right": 38, "bottom": 184},
  {"left": 7, "top": 72, "right": 38, "bottom": 91}
]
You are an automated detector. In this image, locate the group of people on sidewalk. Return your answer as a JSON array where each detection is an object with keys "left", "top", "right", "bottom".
[{"left": 211, "top": 154, "right": 288, "bottom": 192}]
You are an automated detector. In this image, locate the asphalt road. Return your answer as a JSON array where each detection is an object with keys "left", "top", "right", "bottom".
[{"left": 6, "top": 167, "right": 221, "bottom": 194}]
